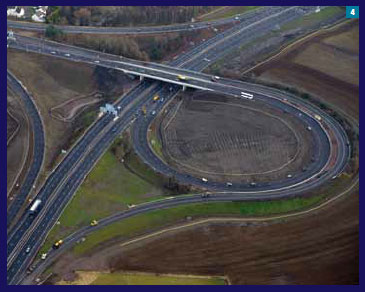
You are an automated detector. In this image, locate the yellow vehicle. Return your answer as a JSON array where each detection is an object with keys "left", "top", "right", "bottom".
[
  {"left": 153, "top": 95, "right": 160, "bottom": 102},
  {"left": 53, "top": 239, "right": 63, "bottom": 249},
  {"left": 90, "top": 219, "right": 98, "bottom": 226},
  {"left": 142, "top": 105, "right": 147, "bottom": 116},
  {"left": 177, "top": 75, "right": 188, "bottom": 81},
  {"left": 314, "top": 114, "right": 322, "bottom": 121}
]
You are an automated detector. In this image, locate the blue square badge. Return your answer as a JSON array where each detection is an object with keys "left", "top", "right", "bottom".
[{"left": 346, "top": 6, "right": 359, "bottom": 18}]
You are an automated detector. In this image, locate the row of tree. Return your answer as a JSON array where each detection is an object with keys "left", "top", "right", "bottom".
[{"left": 46, "top": 6, "right": 216, "bottom": 27}]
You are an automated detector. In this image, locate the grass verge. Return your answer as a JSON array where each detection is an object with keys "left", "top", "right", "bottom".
[
  {"left": 72, "top": 194, "right": 324, "bottom": 255},
  {"left": 58, "top": 271, "right": 226, "bottom": 285}
]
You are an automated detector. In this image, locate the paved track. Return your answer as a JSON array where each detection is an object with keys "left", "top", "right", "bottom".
[
  {"left": 7, "top": 7, "right": 268, "bottom": 35},
  {"left": 6, "top": 6, "right": 350, "bottom": 284},
  {"left": 7, "top": 72, "right": 45, "bottom": 227}
]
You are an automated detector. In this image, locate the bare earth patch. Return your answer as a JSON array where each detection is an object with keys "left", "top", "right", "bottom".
[
  {"left": 7, "top": 86, "right": 31, "bottom": 195},
  {"left": 156, "top": 91, "right": 314, "bottom": 183}
]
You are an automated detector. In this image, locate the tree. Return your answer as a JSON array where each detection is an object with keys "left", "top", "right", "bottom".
[{"left": 45, "top": 25, "right": 64, "bottom": 40}]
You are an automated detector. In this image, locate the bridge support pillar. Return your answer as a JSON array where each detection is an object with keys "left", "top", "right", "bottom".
[
  {"left": 139, "top": 75, "right": 144, "bottom": 81},
  {"left": 182, "top": 85, "right": 186, "bottom": 91}
]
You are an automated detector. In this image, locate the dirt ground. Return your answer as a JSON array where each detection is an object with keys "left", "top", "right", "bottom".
[
  {"left": 253, "top": 20, "right": 359, "bottom": 120},
  {"left": 7, "top": 86, "right": 31, "bottom": 195},
  {"left": 48, "top": 191, "right": 358, "bottom": 285},
  {"left": 156, "top": 91, "right": 314, "bottom": 183},
  {"left": 7, "top": 111, "right": 18, "bottom": 142},
  {"left": 50, "top": 92, "right": 102, "bottom": 122},
  {"left": 7, "top": 50, "right": 132, "bottom": 172}
]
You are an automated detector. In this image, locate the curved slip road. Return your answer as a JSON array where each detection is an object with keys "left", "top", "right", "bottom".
[
  {"left": 6, "top": 6, "right": 349, "bottom": 284},
  {"left": 7, "top": 72, "right": 45, "bottom": 227}
]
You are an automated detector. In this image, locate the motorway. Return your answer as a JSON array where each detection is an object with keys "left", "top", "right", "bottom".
[
  {"left": 8, "top": 7, "right": 314, "bottom": 91},
  {"left": 7, "top": 72, "right": 45, "bottom": 227},
  {"left": 6, "top": 6, "right": 349, "bottom": 284},
  {"left": 6, "top": 7, "right": 269, "bottom": 35}
]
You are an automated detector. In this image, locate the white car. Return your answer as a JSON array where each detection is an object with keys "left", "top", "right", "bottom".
[
  {"left": 41, "top": 253, "right": 47, "bottom": 260},
  {"left": 64, "top": 53, "right": 71, "bottom": 57},
  {"left": 201, "top": 178, "right": 208, "bottom": 183},
  {"left": 94, "top": 60, "right": 100, "bottom": 64},
  {"left": 26, "top": 247, "right": 31, "bottom": 253},
  {"left": 226, "top": 182, "right": 233, "bottom": 187},
  {"left": 51, "top": 51, "right": 56, "bottom": 54}
]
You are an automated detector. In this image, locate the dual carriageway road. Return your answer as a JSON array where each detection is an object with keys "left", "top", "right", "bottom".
[{"left": 6, "top": 6, "right": 350, "bottom": 284}]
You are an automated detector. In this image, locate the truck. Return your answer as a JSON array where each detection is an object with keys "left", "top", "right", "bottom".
[
  {"left": 29, "top": 199, "right": 42, "bottom": 214},
  {"left": 241, "top": 92, "right": 254, "bottom": 100},
  {"left": 153, "top": 94, "right": 160, "bottom": 102}
]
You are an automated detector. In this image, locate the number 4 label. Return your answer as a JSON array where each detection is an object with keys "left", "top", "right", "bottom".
[{"left": 346, "top": 6, "right": 359, "bottom": 18}]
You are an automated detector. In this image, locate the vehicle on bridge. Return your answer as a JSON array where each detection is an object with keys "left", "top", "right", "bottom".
[
  {"left": 153, "top": 94, "right": 160, "bottom": 102},
  {"left": 177, "top": 75, "right": 188, "bottom": 81}
]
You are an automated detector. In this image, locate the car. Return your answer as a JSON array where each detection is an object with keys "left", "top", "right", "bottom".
[
  {"left": 307, "top": 126, "right": 312, "bottom": 131},
  {"left": 41, "top": 253, "right": 47, "bottom": 260},
  {"left": 190, "top": 24, "right": 195, "bottom": 28},
  {"left": 201, "top": 193, "right": 210, "bottom": 198},
  {"left": 203, "top": 58, "right": 210, "bottom": 62},
  {"left": 287, "top": 174, "right": 292, "bottom": 178},
  {"left": 25, "top": 246, "right": 31, "bottom": 253},
  {"left": 234, "top": 16, "right": 239, "bottom": 20},
  {"left": 90, "top": 219, "right": 98, "bottom": 226},
  {"left": 94, "top": 60, "right": 100, "bottom": 64},
  {"left": 64, "top": 53, "right": 70, "bottom": 57},
  {"left": 53, "top": 239, "right": 63, "bottom": 249},
  {"left": 151, "top": 111, "right": 156, "bottom": 115},
  {"left": 51, "top": 51, "right": 56, "bottom": 54},
  {"left": 201, "top": 178, "right": 208, "bottom": 183},
  {"left": 226, "top": 182, "right": 233, "bottom": 187}
]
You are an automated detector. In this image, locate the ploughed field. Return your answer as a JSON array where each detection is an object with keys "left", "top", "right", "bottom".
[{"left": 157, "top": 92, "right": 314, "bottom": 183}]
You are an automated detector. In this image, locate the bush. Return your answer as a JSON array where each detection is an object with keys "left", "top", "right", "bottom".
[{"left": 45, "top": 25, "right": 64, "bottom": 40}]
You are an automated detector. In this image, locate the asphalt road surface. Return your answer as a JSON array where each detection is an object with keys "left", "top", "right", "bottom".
[
  {"left": 7, "top": 6, "right": 270, "bottom": 35},
  {"left": 7, "top": 72, "right": 45, "bottom": 227},
  {"left": 6, "top": 6, "right": 349, "bottom": 284}
]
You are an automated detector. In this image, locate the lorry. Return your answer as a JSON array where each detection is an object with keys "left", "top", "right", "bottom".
[
  {"left": 29, "top": 199, "right": 42, "bottom": 214},
  {"left": 241, "top": 92, "right": 254, "bottom": 100}
]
